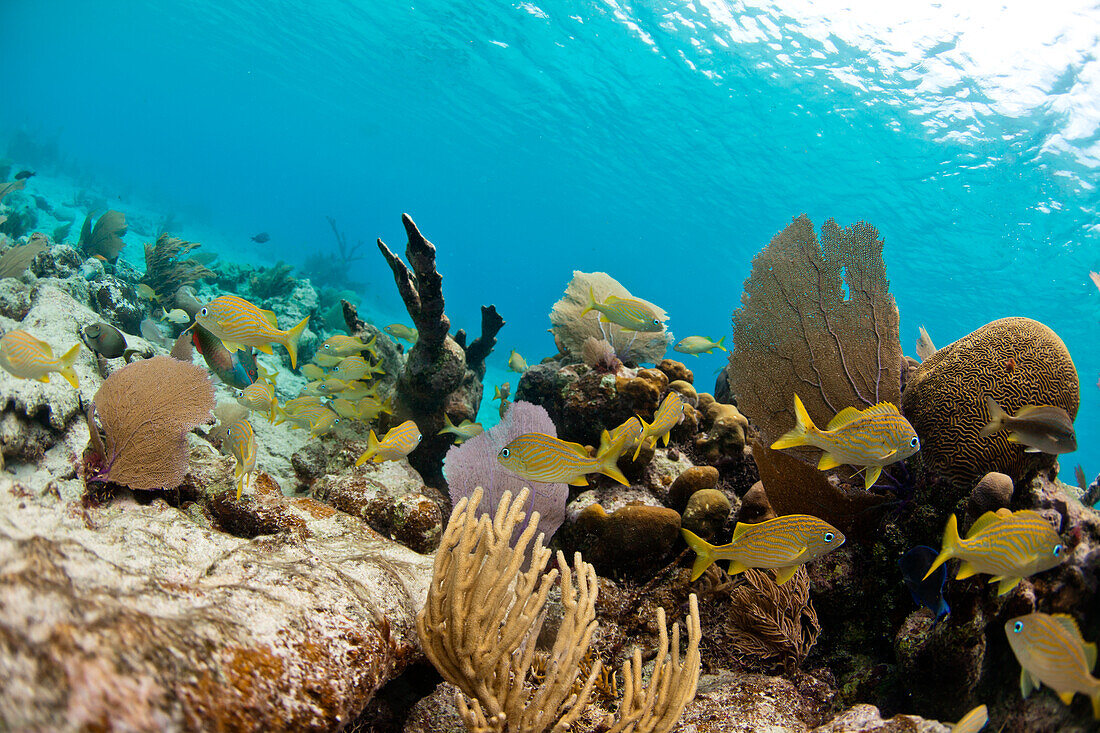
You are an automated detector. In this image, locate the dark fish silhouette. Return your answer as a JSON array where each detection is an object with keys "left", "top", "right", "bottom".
[
  {"left": 899, "top": 545, "right": 949, "bottom": 622},
  {"left": 191, "top": 324, "right": 258, "bottom": 390},
  {"left": 79, "top": 323, "right": 127, "bottom": 359},
  {"left": 250, "top": 232, "right": 270, "bottom": 243},
  {"left": 14, "top": 170, "right": 34, "bottom": 180}
]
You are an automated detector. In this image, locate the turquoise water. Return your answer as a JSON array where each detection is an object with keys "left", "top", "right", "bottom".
[{"left": 2, "top": 0, "right": 1097, "bottom": 476}]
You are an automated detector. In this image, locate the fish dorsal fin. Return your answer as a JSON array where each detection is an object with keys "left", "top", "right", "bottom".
[
  {"left": 260, "top": 308, "right": 278, "bottom": 327},
  {"left": 864, "top": 402, "right": 901, "bottom": 417},
  {"left": 827, "top": 407, "right": 864, "bottom": 430},
  {"left": 1051, "top": 614, "right": 1086, "bottom": 646},
  {"left": 966, "top": 511, "right": 1005, "bottom": 539},
  {"left": 560, "top": 439, "right": 590, "bottom": 457},
  {"left": 995, "top": 507, "right": 1014, "bottom": 519},
  {"left": 732, "top": 522, "right": 752, "bottom": 541},
  {"left": 603, "top": 295, "right": 622, "bottom": 304},
  {"left": 1014, "top": 405, "right": 1042, "bottom": 418}
]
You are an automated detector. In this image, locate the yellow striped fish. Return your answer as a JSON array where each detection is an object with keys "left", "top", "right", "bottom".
[
  {"left": 580, "top": 287, "right": 666, "bottom": 332},
  {"left": 223, "top": 418, "right": 257, "bottom": 500},
  {"left": 320, "top": 334, "right": 375, "bottom": 357},
  {"left": 280, "top": 395, "right": 323, "bottom": 416},
  {"left": 280, "top": 404, "right": 340, "bottom": 437},
  {"left": 301, "top": 364, "right": 327, "bottom": 380},
  {"left": 437, "top": 414, "right": 483, "bottom": 444},
  {"left": 950, "top": 704, "right": 987, "bottom": 733},
  {"left": 682, "top": 514, "right": 845, "bottom": 584},
  {"left": 674, "top": 335, "right": 727, "bottom": 356},
  {"left": 333, "top": 355, "right": 371, "bottom": 381},
  {"left": 0, "top": 330, "right": 81, "bottom": 388},
  {"left": 923, "top": 509, "right": 1065, "bottom": 595},
  {"left": 637, "top": 391, "right": 687, "bottom": 458},
  {"left": 302, "top": 378, "right": 348, "bottom": 397},
  {"left": 356, "top": 420, "right": 421, "bottom": 465},
  {"left": 339, "top": 382, "right": 378, "bottom": 401},
  {"left": 599, "top": 416, "right": 644, "bottom": 458},
  {"left": 1006, "top": 612, "right": 1100, "bottom": 718},
  {"left": 771, "top": 394, "right": 920, "bottom": 488},
  {"left": 497, "top": 431, "right": 629, "bottom": 486},
  {"left": 236, "top": 377, "right": 278, "bottom": 421},
  {"left": 357, "top": 395, "right": 393, "bottom": 421},
  {"left": 313, "top": 353, "right": 342, "bottom": 368},
  {"left": 194, "top": 295, "right": 309, "bottom": 369}
]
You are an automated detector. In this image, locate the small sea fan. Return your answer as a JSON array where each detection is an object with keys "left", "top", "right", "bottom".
[
  {"left": 90, "top": 355, "right": 215, "bottom": 490},
  {"left": 443, "top": 401, "right": 567, "bottom": 543},
  {"left": 581, "top": 337, "right": 621, "bottom": 373}
]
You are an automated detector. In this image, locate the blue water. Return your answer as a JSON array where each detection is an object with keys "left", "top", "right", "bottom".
[{"left": 2, "top": 0, "right": 1097, "bottom": 477}]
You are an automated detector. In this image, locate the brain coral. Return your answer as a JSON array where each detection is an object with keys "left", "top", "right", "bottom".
[{"left": 900, "top": 317, "right": 1078, "bottom": 491}]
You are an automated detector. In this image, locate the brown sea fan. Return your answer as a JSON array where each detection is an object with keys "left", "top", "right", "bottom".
[
  {"left": 79, "top": 210, "right": 128, "bottom": 261},
  {"left": 90, "top": 356, "right": 215, "bottom": 490}
]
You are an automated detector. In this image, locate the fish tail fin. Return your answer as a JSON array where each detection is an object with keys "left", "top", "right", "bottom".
[
  {"left": 681, "top": 529, "right": 718, "bottom": 582},
  {"left": 632, "top": 418, "right": 649, "bottom": 461},
  {"left": 771, "top": 394, "right": 815, "bottom": 449},
  {"left": 382, "top": 396, "right": 394, "bottom": 415},
  {"left": 979, "top": 396, "right": 1007, "bottom": 438},
  {"left": 355, "top": 430, "right": 379, "bottom": 467},
  {"left": 715, "top": 335, "right": 727, "bottom": 352},
  {"left": 923, "top": 514, "right": 959, "bottom": 581},
  {"left": 284, "top": 316, "right": 310, "bottom": 369},
  {"left": 58, "top": 342, "right": 81, "bottom": 389},
  {"left": 596, "top": 430, "right": 630, "bottom": 486},
  {"left": 580, "top": 286, "right": 598, "bottom": 316},
  {"left": 437, "top": 413, "right": 455, "bottom": 435}
]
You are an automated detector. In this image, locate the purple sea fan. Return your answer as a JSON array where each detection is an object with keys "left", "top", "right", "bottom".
[
  {"left": 581, "top": 336, "right": 622, "bottom": 373},
  {"left": 443, "top": 401, "right": 567, "bottom": 543}
]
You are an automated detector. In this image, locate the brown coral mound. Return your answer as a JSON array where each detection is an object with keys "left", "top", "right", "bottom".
[
  {"left": 90, "top": 355, "right": 215, "bottom": 490},
  {"left": 900, "top": 316, "right": 1078, "bottom": 491},
  {"left": 728, "top": 215, "right": 900, "bottom": 450},
  {"left": 141, "top": 234, "right": 214, "bottom": 303},
  {"left": 550, "top": 271, "right": 672, "bottom": 365},
  {"left": 695, "top": 565, "right": 821, "bottom": 674},
  {"left": 78, "top": 210, "right": 127, "bottom": 261}
]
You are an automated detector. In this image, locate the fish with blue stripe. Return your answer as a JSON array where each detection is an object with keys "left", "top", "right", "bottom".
[
  {"left": 319, "top": 334, "right": 376, "bottom": 357},
  {"left": 637, "top": 391, "right": 687, "bottom": 458},
  {"left": 923, "top": 509, "right": 1065, "bottom": 595},
  {"left": 770, "top": 394, "right": 920, "bottom": 488},
  {"left": 1006, "top": 612, "right": 1100, "bottom": 718},
  {"left": 682, "top": 514, "right": 845, "bottom": 584},
  {"left": 194, "top": 294, "right": 309, "bottom": 369},
  {"left": 356, "top": 420, "right": 422, "bottom": 465},
  {"left": 950, "top": 704, "right": 988, "bottom": 733},
  {"left": 580, "top": 287, "right": 666, "bottom": 332},
  {"left": 222, "top": 418, "right": 256, "bottom": 500},
  {"left": 497, "top": 431, "right": 630, "bottom": 486},
  {"left": 0, "top": 330, "right": 81, "bottom": 388}
]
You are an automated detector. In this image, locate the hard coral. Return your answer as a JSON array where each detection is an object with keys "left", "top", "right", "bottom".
[
  {"left": 728, "top": 215, "right": 901, "bottom": 453},
  {"left": 900, "top": 317, "right": 1078, "bottom": 492},
  {"left": 88, "top": 355, "right": 215, "bottom": 490}
]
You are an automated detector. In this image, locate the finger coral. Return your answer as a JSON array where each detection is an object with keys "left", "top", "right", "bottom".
[
  {"left": 88, "top": 355, "right": 215, "bottom": 490},
  {"left": 78, "top": 210, "right": 127, "bottom": 262},
  {"left": 550, "top": 271, "right": 672, "bottom": 366},
  {"left": 728, "top": 215, "right": 900, "bottom": 454},
  {"left": 141, "top": 234, "right": 214, "bottom": 304}
]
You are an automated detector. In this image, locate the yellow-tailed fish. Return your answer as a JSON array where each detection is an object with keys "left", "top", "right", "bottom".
[
  {"left": 136, "top": 283, "right": 160, "bottom": 302},
  {"left": 357, "top": 395, "right": 393, "bottom": 421},
  {"left": 223, "top": 418, "right": 257, "bottom": 500},
  {"left": 497, "top": 431, "right": 629, "bottom": 487},
  {"left": 771, "top": 394, "right": 920, "bottom": 489},
  {"left": 980, "top": 397, "right": 1077, "bottom": 455},
  {"left": 194, "top": 294, "right": 309, "bottom": 369},
  {"left": 331, "top": 398, "right": 361, "bottom": 420},
  {"left": 437, "top": 414, "right": 483, "bottom": 444},
  {"left": 1006, "top": 612, "right": 1100, "bottom": 718},
  {"left": 236, "top": 377, "right": 278, "bottom": 421},
  {"left": 0, "top": 331, "right": 81, "bottom": 388},
  {"left": 600, "top": 416, "right": 644, "bottom": 458},
  {"left": 333, "top": 355, "right": 371, "bottom": 381},
  {"left": 580, "top": 287, "right": 665, "bottom": 332},
  {"left": 313, "top": 352, "right": 342, "bottom": 368},
  {"left": 499, "top": 398, "right": 511, "bottom": 419},
  {"left": 673, "top": 336, "right": 726, "bottom": 356},
  {"left": 320, "top": 334, "right": 375, "bottom": 357},
  {"left": 339, "top": 382, "right": 378, "bottom": 401},
  {"left": 281, "top": 404, "right": 340, "bottom": 436},
  {"left": 950, "top": 704, "right": 987, "bottom": 733},
  {"left": 493, "top": 382, "right": 511, "bottom": 402},
  {"left": 681, "top": 514, "right": 845, "bottom": 584},
  {"left": 923, "top": 509, "right": 1065, "bottom": 595},
  {"left": 385, "top": 323, "right": 418, "bottom": 343},
  {"left": 275, "top": 395, "right": 324, "bottom": 424},
  {"left": 301, "top": 364, "right": 327, "bottom": 380},
  {"left": 508, "top": 350, "right": 528, "bottom": 373},
  {"left": 161, "top": 308, "right": 191, "bottom": 325},
  {"left": 356, "top": 420, "right": 421, "bottom": 465},
  {"left": 302, "top": 378, "right": 349, "bottom": 397},
  {"left": 637, "top": 391, "right": 687, "bottom": 458}
]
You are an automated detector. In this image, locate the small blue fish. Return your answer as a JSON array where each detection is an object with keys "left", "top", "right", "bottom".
[{"left": 899, "top": 545, "right": 949, "bottom": 622}]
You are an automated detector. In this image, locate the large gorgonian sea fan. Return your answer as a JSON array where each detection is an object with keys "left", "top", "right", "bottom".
[
  {"left": 87, "top": 356, "right": 215, "bottom": 490},
  {"left": 728, "top": 215, "right": 901, "bottom": 453},
  {"left": 442, "top": 401, "right": 568, "bottom": 543}
]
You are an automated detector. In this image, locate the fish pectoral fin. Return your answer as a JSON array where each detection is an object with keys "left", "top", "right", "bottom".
[
  {"left": 569, "top": 476, "right": 589, "bottom": 487},
  {"left": 1020, "top": 668, "right": 1036, "bottom": 698},
  {"left": 773, "top": 565, "right": 800, "bottom": 585},
  {"left": 817, "top": 453, "right": 841, "bottom": 470},
  {"left": 1024, "top": 447, "right": 1043, "bottom": 454},
  {"left": 956, "top": 562, "right": 979, "bottom": 580},
  {"left": 874, "top": 448, "right": 897, "bottom": 461},
  {"left": 36, "top": 375, "right": 50, "bottom": 383},
  {"left": 727, "top": 560, "right": 748, "bottom": 576},
  {"left": 997, "top": 577, "right": 1022, "bottom": 595},
  {"left": 864, "top": 466, "right": 883, "bottom": 488},
  {"left": 256, "top": 343, "right": 274, "bottom": 355},
  {"left": 1059, "top": 691, "right": 1076, "bottom": 706}
]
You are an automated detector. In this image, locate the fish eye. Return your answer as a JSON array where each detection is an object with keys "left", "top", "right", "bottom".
[
  {"left": 824, "top": 532, "right": 835, "bottom": 543},
  {"left": 500, "top": 447, "right": 510, "bottom": 457},
  {"left": 1013, "top": 621, "right": 1024, "bottom": 633},
  {"left": 226, "top": 427, "right": 232, "bottom": 436},
  {"left": 1054, "top": 544, "right": 1063, "bottom": 556},
  {"left": 323, "top": 344, "right": 330, "bottom": 349},
  {"left": 909, "top": 437, "right": 919, "bottom": 449},
  {"left": 652, "top": 318, "right": 660, "bottom": 325},
  {"left": 200, "top": 307, "right": 209, "bottom": 317},
  {"left": 416, "top": 435, "right": 422, "bottom": 442}
]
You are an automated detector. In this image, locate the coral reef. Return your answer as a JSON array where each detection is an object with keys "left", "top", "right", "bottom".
[
  {"left": 248, "top": 259, "right": 297, "bottom": 299},
  {"left": 375, "top": 214, "right": 504, "bottom": 489},
  {"left": 140, "top": 233, "right": 214, "bottom": 304},
  {"left": 900, "top": 317, "right": 1078, "bottom": 493},
  {"left": 550, "top": 271, "right": 672, "bottom": 365},
  {"left": 728, "top": 215, "right": 900, "bottom": 456}
]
